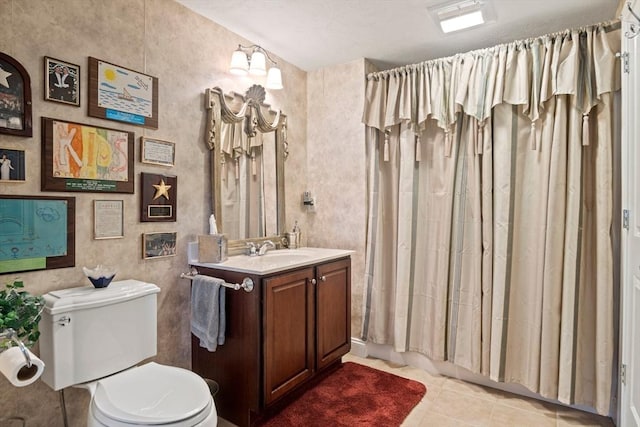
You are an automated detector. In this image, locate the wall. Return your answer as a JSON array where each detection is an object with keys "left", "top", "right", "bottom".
[
  {"left": 306, "top": 60, "right": 369, "bottom": 335},
  {"left": 0, "top": 0, "right": 306, "bottom": 425}
]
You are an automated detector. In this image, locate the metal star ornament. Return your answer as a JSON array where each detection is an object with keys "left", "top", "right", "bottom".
[
  {"left": 152, "top": 179, "right": 172, "bottom": 200},
  {"left": 0, "top": 66, "right": 12, "bottom": 89}
]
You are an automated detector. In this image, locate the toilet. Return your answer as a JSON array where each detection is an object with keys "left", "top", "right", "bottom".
[{"left": 38, "top": 279, "right": 217, "bottom": 426}]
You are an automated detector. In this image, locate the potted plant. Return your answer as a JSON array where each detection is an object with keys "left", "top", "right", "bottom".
[{"left": 0, "top": 279, "right": 45, "bottom": 349}]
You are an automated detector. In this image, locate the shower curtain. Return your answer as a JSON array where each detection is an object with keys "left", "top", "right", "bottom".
[{"left": 361, "top": 22, "right": 620, "bottom": 415}]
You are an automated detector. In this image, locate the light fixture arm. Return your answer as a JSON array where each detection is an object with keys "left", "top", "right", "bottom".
[
  {"left": 236, "top": 44, "right": 279, "bottom": 66},
  {"left": 230, "top": 44, "right": 283, "bottom": 89}
]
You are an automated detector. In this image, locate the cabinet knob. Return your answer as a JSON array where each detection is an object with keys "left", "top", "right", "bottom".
[
  {"left": 311, "top": 278, "right": 317, "bottom": 285},
  {"left": 320, "top": 275, "right": 326, "bottom": 282}
]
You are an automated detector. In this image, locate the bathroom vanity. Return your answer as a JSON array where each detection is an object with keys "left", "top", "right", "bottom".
[{"left": 190, "top": 248, "right": 352, "bottom": 427}]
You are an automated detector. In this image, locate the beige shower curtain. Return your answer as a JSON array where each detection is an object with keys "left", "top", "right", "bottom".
[{"left": 362, "top": 22, "right": 620, "bottom": 415}]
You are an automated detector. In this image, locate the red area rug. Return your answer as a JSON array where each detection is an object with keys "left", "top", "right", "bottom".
[{"left": 259, "top": 362, "right": 426, "bottom": 427}]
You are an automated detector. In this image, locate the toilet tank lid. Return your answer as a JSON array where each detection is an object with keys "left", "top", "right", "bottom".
[{"left": 43, "top": 280, "right": 160, "bottom": 315}]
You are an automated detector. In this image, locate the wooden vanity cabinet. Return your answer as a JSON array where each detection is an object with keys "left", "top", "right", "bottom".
[{"left": 191, "top": 256, "right": 351, "bottom": 427}]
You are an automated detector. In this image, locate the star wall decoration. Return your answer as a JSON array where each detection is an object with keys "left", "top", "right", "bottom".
[
  {"left": 141, "top": 172, "right": 177, "bottom": 222},
  {"left": 0, "top": 66, "right": 12, "bottom": 89},
  {"left": 152, "top": 179, "right": 172, "bottom": 200}
]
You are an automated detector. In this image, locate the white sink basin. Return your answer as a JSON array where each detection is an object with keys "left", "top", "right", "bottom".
[{"left": 191, "top": 247, "right": 354, "bottom": 275}]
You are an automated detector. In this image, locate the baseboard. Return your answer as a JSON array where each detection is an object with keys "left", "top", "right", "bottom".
[{"left": 349, "top": 337, "right": 368, "bottom": 358}]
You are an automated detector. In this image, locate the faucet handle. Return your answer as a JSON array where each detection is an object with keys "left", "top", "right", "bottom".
[{"left": 246, "top": 242, "right": 257, "bottom": 256}]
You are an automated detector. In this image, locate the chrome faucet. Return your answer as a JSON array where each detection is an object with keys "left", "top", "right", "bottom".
[{"left": 258, "top": 240, "right": 276, "bottom": 256}]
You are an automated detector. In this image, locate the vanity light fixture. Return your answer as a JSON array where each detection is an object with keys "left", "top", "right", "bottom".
[
  {"left": 230, "top": 44, "right": 283, "bottom": 90},
  {"left": 429, "top": 0, "right": 492, "bottom": 34}
]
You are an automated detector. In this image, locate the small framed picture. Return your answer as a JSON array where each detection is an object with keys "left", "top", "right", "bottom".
[
  {"left": 0, "top": 148, "right": 26, "bottom": 182},
  {"left": 141, "top": 137, "right": 175, "bottom": 167},
  {"left": 44, "top": 57, "right": 80, "bottom": 106},
  {"left": 0, "top": 52, "right": 32, "bottom": 137},
  {"left": 94, "top": 200, "right": 124, "bottom": 240},
  {"left": 143, "top": 232, "right": 177, "bottom": 259}
]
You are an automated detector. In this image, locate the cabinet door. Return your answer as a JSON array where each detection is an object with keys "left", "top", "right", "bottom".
[
  {"left": 264, "top": 267, "right": 315, "bottom": 405},
  {"left": 316, "top": 258, "right": 351, "bottom": 370}
]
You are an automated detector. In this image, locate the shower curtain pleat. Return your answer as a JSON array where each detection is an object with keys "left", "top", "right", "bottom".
[{"left": 362, "top": 21, "right": 620, "bottom": 415}]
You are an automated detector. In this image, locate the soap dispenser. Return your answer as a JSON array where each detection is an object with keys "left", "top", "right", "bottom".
[{"left": 286, "top": 221, "right": 301, "bottom": 249}]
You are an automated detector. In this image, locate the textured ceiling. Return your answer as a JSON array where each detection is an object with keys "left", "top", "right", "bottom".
[{"left": 176, "top": 0, "right": 620, "bottom": 71}]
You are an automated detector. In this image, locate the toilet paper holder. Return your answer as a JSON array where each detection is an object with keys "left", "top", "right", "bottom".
[{"left": 0, "top": 329, "right": 32, "bottom": 368}]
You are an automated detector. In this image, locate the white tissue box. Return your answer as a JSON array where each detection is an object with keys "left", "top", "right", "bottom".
[{"left": 198, "top": 234, "right": 228, "bottom": 263}]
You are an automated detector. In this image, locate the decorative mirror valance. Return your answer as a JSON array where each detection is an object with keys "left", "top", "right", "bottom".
[{"left": 205, "top": 85, "right": 287, "bottom": 253}]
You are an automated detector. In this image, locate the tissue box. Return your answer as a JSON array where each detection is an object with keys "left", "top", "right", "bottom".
[{"left": 198, "top": 234, "right": 228, "bottom": 263}]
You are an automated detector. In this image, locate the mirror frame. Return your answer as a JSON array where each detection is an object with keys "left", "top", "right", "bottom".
[{"left": 205, "top": 86, "right": 288, "bottom": 254}]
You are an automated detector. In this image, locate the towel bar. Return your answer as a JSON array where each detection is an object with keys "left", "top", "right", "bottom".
[{"left": 180, "top": 270, "right": 254, "bottom": 293}]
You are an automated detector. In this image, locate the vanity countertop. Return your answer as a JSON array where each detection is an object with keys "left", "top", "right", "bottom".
[{"left": 190, "top": 247, "right": 354, "bottom": 275}]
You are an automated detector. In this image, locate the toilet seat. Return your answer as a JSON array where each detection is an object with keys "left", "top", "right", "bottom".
[{"left": 90, "top": 362, "right": 215, "bottom": 426}]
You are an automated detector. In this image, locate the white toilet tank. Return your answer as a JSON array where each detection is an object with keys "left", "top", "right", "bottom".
[{"left": 38, "top": 279, "right": 160, "bottom": 391}]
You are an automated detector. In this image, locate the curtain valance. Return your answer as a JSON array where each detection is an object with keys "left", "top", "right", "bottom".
[{"left": 362, "top": 21, "right": 621, "bottom": 132}]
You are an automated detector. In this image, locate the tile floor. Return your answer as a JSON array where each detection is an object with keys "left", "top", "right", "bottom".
[{"left": 218, "top": 353, "right": 615, "bottom": 427}]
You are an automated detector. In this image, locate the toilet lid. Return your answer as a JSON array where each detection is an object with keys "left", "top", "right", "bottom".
[{"left": 92, "top": 362, "right": 211, "bottom": 424}]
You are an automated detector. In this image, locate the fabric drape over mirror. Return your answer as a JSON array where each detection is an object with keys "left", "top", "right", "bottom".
[
  {"left": 220, "top": 121, "right": 266, "bottom": 239},
  {"left": 361, "top": 22, "right": 620, "bottom": 415}
]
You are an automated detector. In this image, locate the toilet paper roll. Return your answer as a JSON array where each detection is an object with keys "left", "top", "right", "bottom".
[{"left": 0, "top": 346, "right": 45, "bottom": 387}]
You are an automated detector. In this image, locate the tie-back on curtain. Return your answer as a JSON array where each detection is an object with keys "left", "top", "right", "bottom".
[{"left": 361, "top": 22, "right": 620, "bottom": 415}]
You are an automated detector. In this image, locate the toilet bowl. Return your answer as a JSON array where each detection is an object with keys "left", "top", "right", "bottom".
[
  {"left": 85, "top": 363, "right": 217, "bottom": 426},
  {"left": 38, "top": 280, "right": 218, "bottom": 427}
]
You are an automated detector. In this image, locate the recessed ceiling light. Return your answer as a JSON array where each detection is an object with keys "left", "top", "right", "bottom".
[
  {"left": 440, "top": 10, "right": 484, "bottom": 33},
  {"left": 428, "top": 0, "right": 492, "bottom": 34}
]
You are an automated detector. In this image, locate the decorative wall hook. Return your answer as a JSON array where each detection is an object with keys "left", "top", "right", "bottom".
[{"left": 625, "top": 2, "right": 640, "bottom": 39}]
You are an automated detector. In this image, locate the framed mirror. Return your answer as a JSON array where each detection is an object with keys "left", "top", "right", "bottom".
[{"left": 205, "top": 86, "right": 287, "bottom": 254}]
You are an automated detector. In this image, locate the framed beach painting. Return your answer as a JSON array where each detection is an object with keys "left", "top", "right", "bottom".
[
  {"left": 44, "top": 56, "right": 80, "bottom": 106},
  {"left": 41, "top": 117, "right": 135, "bottom": 193},
  {"left": 0, "top": 52, "right": 32, "bottom": 137},
  {"left": 88, "top": 57, "right": 158, "bottom": 129},
  {"left": 0, "top": 148, "right": 26, "bottom": 182}
]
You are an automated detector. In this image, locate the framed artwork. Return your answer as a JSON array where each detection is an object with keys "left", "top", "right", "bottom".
[
  {"left": 88, "top": 57, "right": 158, "bottom": 129},
  {"left": 143, "top": 232, "right": 177, "bottom": 259},
  {"left": 0, "top": 148, "right": 26, "bottom": 182},
  {"left": 44, "top": 56, "right": 80, "bottom": 106},
  {"left": 0, "top": 195, "right": 75, "bottom": 274},
  {"left": 141, "top": 137, "right": 175, "bottom": 167},
  {"left": 94, "top": 199, "right": 124, "bottom": 240},
  {"left": 41, "top": 117, "right": 135, "bottom": 193},
  {"left": 0, "top": 52, "right": 32, "bottom": 137},
  {"left": 140, "top": 172, "right": 177, "bottom": 222}
]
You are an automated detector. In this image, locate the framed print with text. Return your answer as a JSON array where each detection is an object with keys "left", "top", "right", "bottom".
[
  {"left": 94, "top": 199, "right": 124, "bottom": 239},
  {"left": 88, "top": 57, "right": 158, "bottom": 129},
  {"left": 41, "top": 117, "right": 135, "bottom": 193},
  {"left": 141, "top": 137, "right": 175, "bottom": 167}
]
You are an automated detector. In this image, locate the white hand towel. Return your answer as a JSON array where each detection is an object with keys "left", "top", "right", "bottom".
[{"left": 191, "top": 275, "right": 226, "bottom": 351}]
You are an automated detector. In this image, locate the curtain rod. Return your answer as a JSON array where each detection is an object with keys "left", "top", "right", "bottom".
[{"left": 368, "top": 20, "right": 621, "bottom": 80}]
